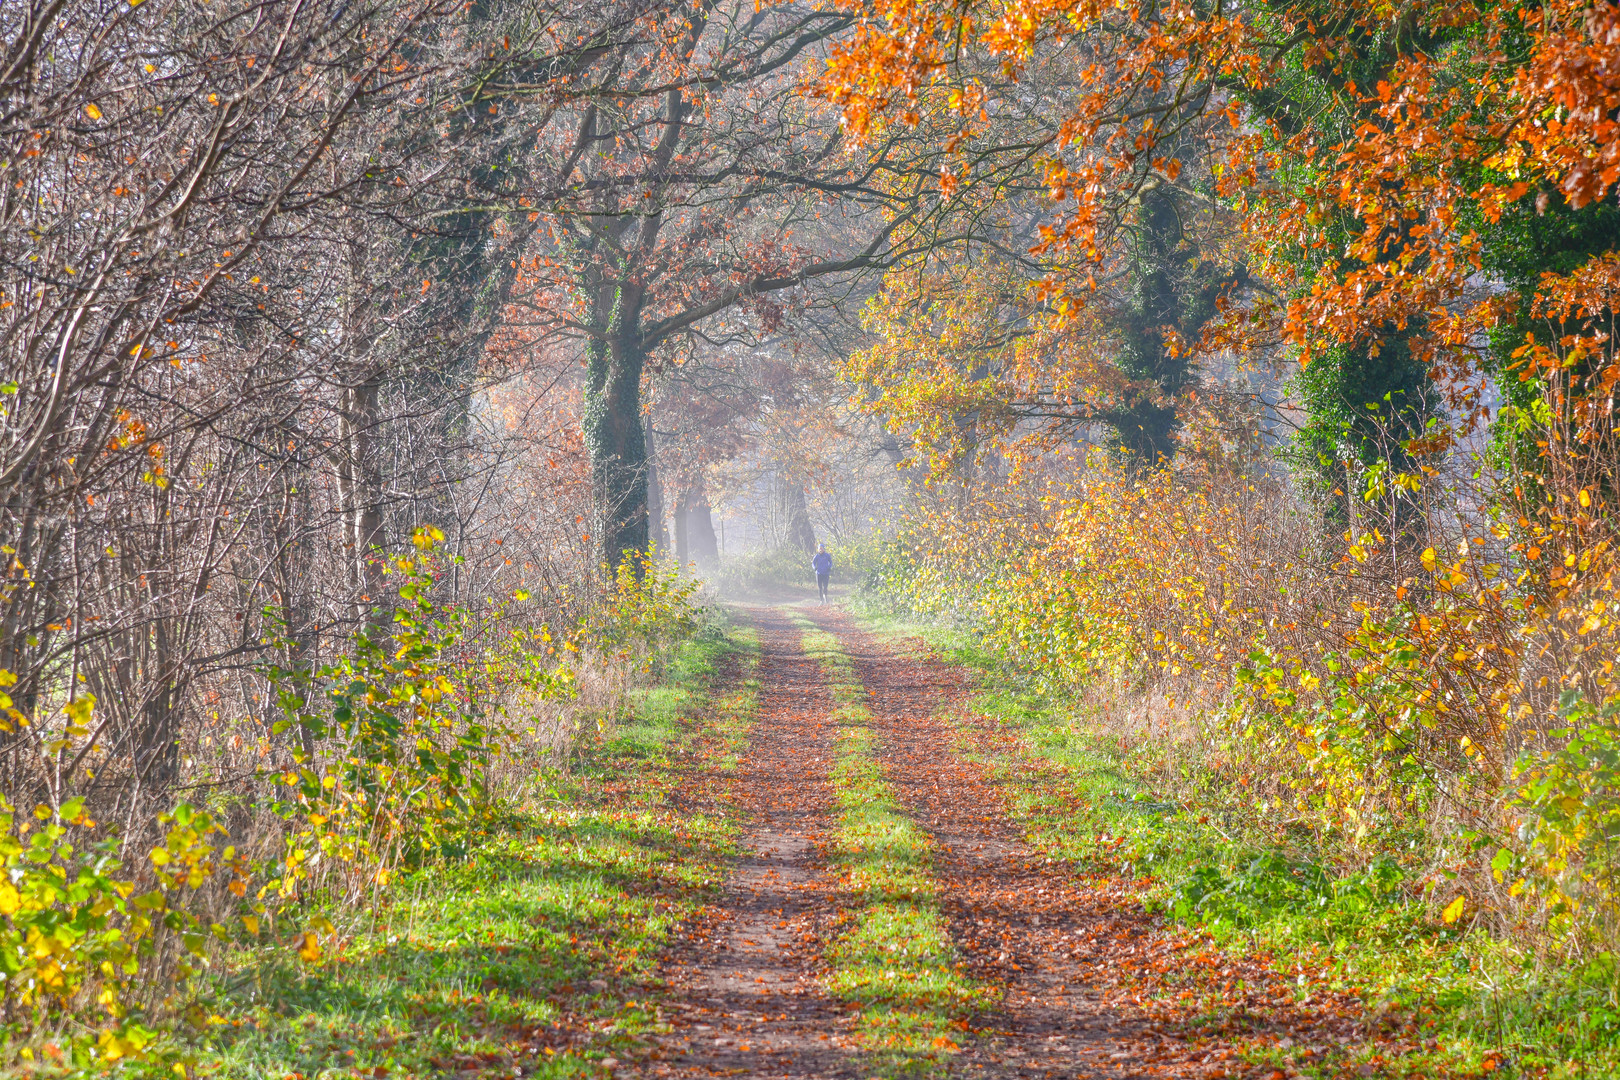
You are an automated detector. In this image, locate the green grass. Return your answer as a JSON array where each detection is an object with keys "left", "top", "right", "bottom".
[
  {"left": 168, "top": 624, "right": 760, "bottom": 1080},
  {"left": 843, "top": 601, "right": 1620, "bottom": 1079},
  {"left": 794, "top": 617, "right": 992, "bottom": 1077}
]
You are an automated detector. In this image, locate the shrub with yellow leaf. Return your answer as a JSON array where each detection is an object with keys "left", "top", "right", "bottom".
[
  {"left": 0, "top": 531, "right": 700, "bottom": 1068},
  {"left": 866, "top": 404, "right": 1620, "bottom": 958}
]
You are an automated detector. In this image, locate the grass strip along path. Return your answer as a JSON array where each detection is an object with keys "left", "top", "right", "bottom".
[{"left": 793, "top": 613, "right": 992, "bottom": 1076}]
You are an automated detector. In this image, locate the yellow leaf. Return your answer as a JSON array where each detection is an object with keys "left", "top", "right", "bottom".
[
  {"left": 1442, "top": 895, "right": 1465, "bottom": 924},
  {"left": 65, "top": 695, "right": 94, "bottom": 727},
  {"left": 85, "top": 103, "right": 102, "bottom": 120},
  {"left": 242, "top": 915, "right": 259, "bottom": 935},
  {"left": 0, "top": 883, "right": 19, "bottom": 915},
  {"left": 97, "top": 1031, "right": 130, "bottom": 1061}
]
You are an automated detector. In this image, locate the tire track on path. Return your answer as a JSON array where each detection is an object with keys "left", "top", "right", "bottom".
[
  {"left": 804, "top": 604, "right": 1243, "bottom": 1080},
  {"left": 643, "top": 606, "right": 861, "bottom": 1080}
]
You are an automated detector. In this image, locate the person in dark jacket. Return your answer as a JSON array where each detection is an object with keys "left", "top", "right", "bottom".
[{"left": 811, "top": 544, "right": 833, "bottom": 603}]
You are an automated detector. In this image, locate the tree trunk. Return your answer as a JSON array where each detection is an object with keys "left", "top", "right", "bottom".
[
  {"left": 339, "top": 372, "right": 386, "bottom": 633},
  {"left": 338, "top": 243, "right": 387, "bottom": 633},
  {"left": 582, "top": 295, "right": 649, "bottom": 573},
  {"left": 645, "top": 421, "right": 667, "bottom": 557},
  {"left": 272, "top": 473, "right": 318, "bottom": 760},
  {"left": 684, "top": 483, "right": 719, "bottom": 573},
  {"left": 673, "top": 487, "right": 690, "bottom": 568},
  {"left": 782, "top": 480, "right": 817, "bottom": 554},
  {"left": 672, "top": 482, "right": 718, "bottom": 573},
  {"left": 135, "top": 665, "right": 179, "bottom": 792}
]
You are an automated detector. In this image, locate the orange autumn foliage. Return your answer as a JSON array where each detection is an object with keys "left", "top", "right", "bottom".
[{"left": 818, "top": 0, "right": 1620, "bottom": 418}]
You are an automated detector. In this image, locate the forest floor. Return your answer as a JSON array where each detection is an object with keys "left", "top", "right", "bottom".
[{"left": 197, "top": 602, "right": 1500, "bottom": 1079}]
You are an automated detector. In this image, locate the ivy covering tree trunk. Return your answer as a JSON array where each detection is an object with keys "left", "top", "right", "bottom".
[
  {"left": 1105, "top": 185, "right": 1244, "bottom": 467},
  {"left": 582, "top": 290, "right": 650, "bottom": 571}
]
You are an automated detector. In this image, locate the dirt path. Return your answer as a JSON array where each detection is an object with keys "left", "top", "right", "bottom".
[
  {"left": 643, "top": 604, "right": 1358, "bottom": 1080},
  {"left": 800, "top": 605, "right": 1179, "bottom": 1079},
  {"left": 644, "top": 607, "right": 861, "bottom": 1079}
]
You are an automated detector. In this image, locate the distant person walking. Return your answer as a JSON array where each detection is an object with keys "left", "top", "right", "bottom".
[{"left": 812, "top": 544, "right": 833, "bottom": 604}]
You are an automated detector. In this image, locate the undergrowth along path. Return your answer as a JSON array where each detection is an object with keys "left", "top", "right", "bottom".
[{"left": 194, "top": 626, "right": 753, "bottom": 1079}]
